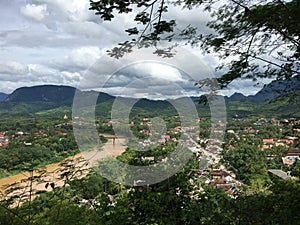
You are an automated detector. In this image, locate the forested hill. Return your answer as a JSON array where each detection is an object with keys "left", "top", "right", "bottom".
[
  {"left": 0, "top": 93, "right": 7, "bottom": 102},
  {"left": 250, "top": 75, "right": 300, "bottom": 101},
  {"left": 0, "top": 76, "right": 300, "bottom": 117},
  {"left": 225, "top": 75, "right": 300, "bottom": 102},
  {"left": 5, "top": 85, "right": 76, "bottom": 104}
]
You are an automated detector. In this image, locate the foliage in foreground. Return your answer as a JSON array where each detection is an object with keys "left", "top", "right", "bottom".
[
  {"left": 90, "top": 0, "right": 300, "bottom": 88},
  {"left": 1, "top": 158, "right": 300, "bottom": 225}
]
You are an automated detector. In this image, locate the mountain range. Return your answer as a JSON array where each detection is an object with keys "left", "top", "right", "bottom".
[
  {"left": 224, "top": 75, "right": 300, "bottom": 102},
  {"left": 0, "top": 75, "right": 299, "bottom": 118},
  {"left": 0, "top": 92, "right": 8, "bottom": 102}
]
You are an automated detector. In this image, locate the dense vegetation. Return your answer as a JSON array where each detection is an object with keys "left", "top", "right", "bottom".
[
  {"left": 0, "top": 110, "right": 299, "bottom": 224},
  {"left": 1, "top": 0, "right": 300, "bottom": 222},
  {"left": 1, "top": 158, "right": 299, "bottom": 225},
  {"left": 0, "top": 117, "right": 78, "bottom": 178}
]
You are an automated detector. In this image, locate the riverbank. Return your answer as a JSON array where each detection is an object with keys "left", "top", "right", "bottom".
[{"left": 0, "top": 135, "right": 127, "bottom": 205}]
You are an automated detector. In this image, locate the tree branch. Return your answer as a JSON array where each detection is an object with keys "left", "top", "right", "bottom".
[
  {"left": 230, "top": 0, "right": 300, "bottom": 47},
  {"left": 139, "top": 3, "right": 155, "bottom": 41},
  {"left": 245, "top": 26, "right": 261, "bottom": 63},
  {"left": 249, "top": 55, "right": 300, "bottom": 75},
  {"left": 156, "top": 0, "right": 165, "bottom": 37}
]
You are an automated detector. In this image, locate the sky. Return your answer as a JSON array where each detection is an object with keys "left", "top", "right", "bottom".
[{"left": 0, "top": 0, "right": 271, "bottom": 98}]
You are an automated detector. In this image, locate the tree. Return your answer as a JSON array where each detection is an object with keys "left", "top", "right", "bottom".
[
  {"left": 89, "top": 0, "right": 300, "bottom": 88},
  {"left": 291, "top": 158, "right": 300, "bottom": 177},
  {"left": 222, "top": 142, "right": 269, "bottom": 183}
]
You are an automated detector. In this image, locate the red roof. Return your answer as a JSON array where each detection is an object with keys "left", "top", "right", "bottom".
[
  {"left": 285, "top": 148, "right": 300, "bottom": 156},
  {"left": 263, "top": 139, "right": 274, "bottom": 143}
]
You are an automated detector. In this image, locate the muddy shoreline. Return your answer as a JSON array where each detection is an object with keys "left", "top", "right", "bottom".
[{"left": 0, "top": 135, "right": 127, "bottom": 203}]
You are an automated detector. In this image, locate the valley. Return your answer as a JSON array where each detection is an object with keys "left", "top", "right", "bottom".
[
  {"left": 0, "top": 79, "right": 299, "bottom": 224},
  {"left": 0, "top": 134, "right": 127, "bottom": 206}
]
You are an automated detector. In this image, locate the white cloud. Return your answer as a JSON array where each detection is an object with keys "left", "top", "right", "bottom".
[
  {"left": 61, "top": 0, "right": 97, "bottom": 22},
  {"left": 0, "top": 0, "right": 271, "bottom": 97},
  {"left": 52, "top": 46, "right": 103, "bottom": 71},
  {"left": 69, "top": 46, "right": 102, "bottom": 67},
  {"left": 0, "top": 61, "right": 28, "bottom": 75},
  {"left": 31, "top": 0, "right": 99, "bottom": 22},
  {"left": 220, "top": 78, "right": 273, "bottom": 96},
  {"left": 28, "top": 63, "right": 56, "bottom": 77},
  {"left": 129, "top": 62, "right": 185, "bottom": 82},
  {"left": 83, "top": 60, "right": 200, "bottom": 100},
  {"left": 21, "top": 4, "right": 48, "bottom": 21},
  {"left": 61, "top": 71, "right": 81, "bottom": 82},
  {"left": 166, "top": 4, "right": 212, "bottom": 34},
  {"left": 59, "top": 21, "right": 104, "bottom": 39}
]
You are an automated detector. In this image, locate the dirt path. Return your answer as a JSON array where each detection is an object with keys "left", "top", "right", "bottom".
[{"left": 0, "top": 136, "right": 127, "bottom": 204}]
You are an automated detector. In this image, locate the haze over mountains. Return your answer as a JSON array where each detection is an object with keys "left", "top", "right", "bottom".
[{"left": 0, "top": 75, "right": 299, "bottom": 117}]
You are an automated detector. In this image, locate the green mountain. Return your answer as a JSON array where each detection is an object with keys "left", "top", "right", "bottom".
[
  {"left": 250, "top": 75, "right": 300, "bottom": 101},
  {"left": 0, "top": 79, "right": 299, "bottom": 118},
  {"left": 261, "top": 89, "right": 300, "bottom": 117},
  {"left": 0, "top": 85, "right": 116, "bottom": 117},
  {"left": 5, "top": 85, "right": 76, "bottom": 104},
  {"left": 217, "top": 76, "right": 300, "bottom": 118},
  {"left": 0, "top": 92, "right": 8, "bottom": 102}
]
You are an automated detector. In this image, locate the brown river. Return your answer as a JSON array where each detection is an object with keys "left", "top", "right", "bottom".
[{"left": 0, "top": 135, "right": 127, "bottom": 205}]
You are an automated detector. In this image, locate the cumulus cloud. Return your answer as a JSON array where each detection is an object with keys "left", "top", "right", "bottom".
[
  {"left": 220, "top": 78, "right": 273, "bottom": 96},
  {"left": 21, "top": 4, "right": 48, "bottom": 21},
  {"left": 166, "top": 4, "right": 212, "bottom": 35},
  {"left": 117, "top": 62, "right": 186, "bottom": 84},
  {"left": 82, "top": 61, "right": 200, "bottom": 100},
  {"left": 61, "top": 71, "right": 81, "bottom": 83},
  {"left": 0, "top": 61, "right": 28, "bottom": 75},
  {"left": 70, "top": 46, "right": 102, "bottom": 66},
  {"left": 32, "top": 0, "right": 97, "bottom": 22},
  {"left": 0, "top": 0, "right": 268, "bottom": 98},
  {"left": 51, "top": 46, "right": 103, "bottom": 72},
  {"left": 0, "top": 60, "right": 82, "bottom": 93}
]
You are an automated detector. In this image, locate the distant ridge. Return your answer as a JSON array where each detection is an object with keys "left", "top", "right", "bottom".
[
  {"left": 5, "top": 85, "right": 76, "bottom": 104},
  {"left": 227, "top": 92, "right": 247, "bottom": 101},
  {"left": 223, "top": 75, "right": 300, "bottom": 102},
  {"left": 4, "top": 76, "right": 300, "bottom": 104},
  {"left": 250, "top": 75, "right": 300, "bottom": 101},
  {"left": 0, "top": 92, "right": 8, "bottom": 102},
  {"left": 0, "top": 77, "right": 300, "bottom": 118}
]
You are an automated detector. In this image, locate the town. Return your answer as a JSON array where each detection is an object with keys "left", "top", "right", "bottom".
[
  {"left": 0, "top": 112, "right": 299, "bottom": 224},
  {"left": 1, "top": 114, "right": 299, "bottom": 187}
]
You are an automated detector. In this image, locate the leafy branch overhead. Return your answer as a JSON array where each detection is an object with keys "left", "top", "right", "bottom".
[{"left": 90, "top": 0, "right": 300, "bottom": 88}]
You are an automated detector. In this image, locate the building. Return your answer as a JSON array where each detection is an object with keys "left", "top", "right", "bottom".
[{"left": 282, "top": 148, "right": 300, "bottom": 165}]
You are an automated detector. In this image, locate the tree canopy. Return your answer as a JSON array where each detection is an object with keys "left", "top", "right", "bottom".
[{"left": 89, "top": 0, "right": 300, "bottom": 88}]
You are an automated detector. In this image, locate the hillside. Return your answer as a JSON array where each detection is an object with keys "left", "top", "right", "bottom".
[
  {"left": 261, "top": 89, "right": 300, "bottom": 117},
  {"left": 0, "top": 85, "right": 116, "bottom": 116},
  {"left": 5, "top": 85, "right": 76, "bottom": 104},
  {"left": 0, "top": 77, "right": 299, "bottom": 118},
  {"left": 250, "top": 75, "right": 300, "bottom": 101},
  {"left": 226, "top": 93, "right": 248, "bottom": 101},
  {"left": 0, "top": 85, "right": 206, "bottom": 118},
  {"left": 0, "top": 93, "right": 7, "bottom": 102}
]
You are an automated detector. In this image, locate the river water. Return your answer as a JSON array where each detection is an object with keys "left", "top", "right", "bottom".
[{"left": 0, "top": 135, "right": 127, "bottom": 203}]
